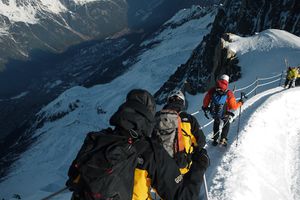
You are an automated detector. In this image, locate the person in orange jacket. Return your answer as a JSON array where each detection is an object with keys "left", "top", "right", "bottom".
[{"left": 202, "top": 74, "right": 243, "bottom": 146}]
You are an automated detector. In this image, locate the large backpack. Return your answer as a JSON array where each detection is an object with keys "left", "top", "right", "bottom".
[
  {"left": 210, "top": 89, "right": 228, "bottom": 119},
  {"left": 155, "top": 110, "right": 188, "bottom": 168},
  {"left": 67, "top": 128, "right": 147, "bottom": 200}
]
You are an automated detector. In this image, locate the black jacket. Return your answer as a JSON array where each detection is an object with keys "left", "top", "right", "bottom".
[
  {"left": 137, "top": 138, "right": 209, "bottom": 200},
  {"left": 69, "top": 89, "right": 209, "bottom": 200}
]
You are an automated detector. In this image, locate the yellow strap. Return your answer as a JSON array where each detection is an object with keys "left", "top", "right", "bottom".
[
  {"left": 74, "top": 175, "right": 81, "bottom": 183},
  {"left": 177, "top": 114, "right": 185, "bottom": 152}
]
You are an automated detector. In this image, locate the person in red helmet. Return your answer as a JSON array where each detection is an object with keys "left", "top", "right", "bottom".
[{"left": 202, "top": 74, "right": 243, "bottom": 146}]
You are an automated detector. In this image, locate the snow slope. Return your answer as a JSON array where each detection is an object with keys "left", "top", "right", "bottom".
[
  {"left": 0, "top": 0, "right": 98, "bottom": 24},
  {"left": 208, "top": 87, "right": 300, "bottom": 200},
  {"left": 1, "top": 14, "right": 300, "bottom": 200},
  {"left": 73, "top": 0, "right": 101, "bottom": 5},
  {"left": 0, "top": 7, "right": 216, "bottom": 200},
  {"left": 185, "top": 29, "right": 300, "bottom": 200}
]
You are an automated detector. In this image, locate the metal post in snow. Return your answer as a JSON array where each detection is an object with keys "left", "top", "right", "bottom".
[
  {"left": 285, "top": 58, "right": 289, "bottom": 70},
  {"left": 279, "top": 70, "right": 284, "bottom": 87}
]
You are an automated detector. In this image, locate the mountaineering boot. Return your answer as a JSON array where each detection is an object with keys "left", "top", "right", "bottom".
[
  {"left": 212, "top": 139, "right": 218, "bottom": 146},
  {"left": 219, "top": 138, "right": 227, "bottom": 146}
]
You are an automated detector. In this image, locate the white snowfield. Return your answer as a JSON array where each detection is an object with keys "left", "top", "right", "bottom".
[
  {"left": 206, "top": 87, "right": 300, "bottom": 200},
  {"left": 0, "top": 13, "right": 300, "bottom": 200},
  {"left": 0, "top": 0, "right": 99, "bottom": 24}
]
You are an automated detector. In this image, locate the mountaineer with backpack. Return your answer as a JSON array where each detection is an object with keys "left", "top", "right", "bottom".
[
  {"left": 66, "top": 89, "right": 209, "bottom": 200},
  {"left": 155, "top": 90, "right": 206, "bottom": 174},
  {"left": 133, "top": 90, "right": 207, "bottom": 199},
  {"left": 202, "top": 75, "right": 243, "bottom": 146}
]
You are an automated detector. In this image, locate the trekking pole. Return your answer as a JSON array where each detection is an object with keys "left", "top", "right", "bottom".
[
  {"left": 236, "top": 92, "right": 247, "bottom": 147},
  {"left": 203, "top": 173, "right": 210, "bottom": 200},
  {"left": 40, "top": 186, "right": 68, "bottom": 200},
  {"left": 204, "top": 111, "right": 210, "bottom": 119},
  {"left": 254, "top": 77, "right": 258, "bottom": 95}
]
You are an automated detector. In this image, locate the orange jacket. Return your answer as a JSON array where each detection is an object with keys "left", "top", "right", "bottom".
[{"left": 203, "top": 87, "right": 242, "bottom": 111}]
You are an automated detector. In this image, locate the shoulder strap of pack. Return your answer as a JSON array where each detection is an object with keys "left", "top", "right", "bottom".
[
  {"left": 160, "top": 109, "right": 185, "bottom": 152},
  {"left": 177, "top": 115, "right": 184, "bottom": 152},
  {"left": 214, "top": 88, "right": 229, "bottom": 95}
]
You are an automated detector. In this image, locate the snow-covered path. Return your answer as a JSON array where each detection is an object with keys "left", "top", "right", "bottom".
[{"left": 204, "top": 87, "right": 300, "bottom": 200}]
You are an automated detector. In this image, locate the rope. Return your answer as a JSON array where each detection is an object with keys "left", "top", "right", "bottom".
[
  {"left": 257, "top": 73, "right": 282, "bottom": 81},
  {"left": 244, "top": 84, "right": 259, "bottom": 97},
  {"left": 200, "top": 120, "right": 214, "bottom": 129},
  {"left": 234, "top": 79, "right": 258, "bottom": 92},
  {"left": 257, "top": 78, "right": 281, "bottom": 87},
  {"left": 234, "top": 73, "right": 281, "bottom": 92},
  {"left": 191, "top": 110, "right": 200, "bottom": 115}
]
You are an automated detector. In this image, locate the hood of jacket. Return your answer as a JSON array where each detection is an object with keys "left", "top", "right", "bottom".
[
  {"left": 109, "top": 89, "right": 156, "bottom": 138},
  {"left": 163, "top": 101, "right": 185, "bottom": 113},
  {"left": 216, "top": 79, "right": 229, "bottom": 91}
]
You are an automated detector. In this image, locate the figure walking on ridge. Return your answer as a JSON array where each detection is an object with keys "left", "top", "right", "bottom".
[
  {"left": 284, "top": 66, "right": 299, "bottom": 89},
  {"left": 202, "top": 74, "right": 243, "bottom": 146},
  {"left": 155, "top": 90, "right": 207, "bottom": 173}
]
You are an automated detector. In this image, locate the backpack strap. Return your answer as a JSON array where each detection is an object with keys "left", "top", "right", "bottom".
[{"left": 177, "top": 114, "right": 185, "bottom": 152}]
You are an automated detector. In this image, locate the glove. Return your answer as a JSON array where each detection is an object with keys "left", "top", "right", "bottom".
[
  {"left": 66, "top": 161, "right": 81, "bottom": 192},
  {"left": 202, "top": 106, "right": 209, "bottom": 112},
  {"left": 202, "top": 106, "right": 210, "bottom": 119},
  {"left": 66, "top": 175, "right": 81, "bottom": 192},
  {"left": 238, "top": 99, "right": 244, "bottom": 105},
  {"left": 192, "top": 148, "right": 210, "bottom": 169},
  {"left": 228, "top": 115, "right": 234, "bottom": 123}
]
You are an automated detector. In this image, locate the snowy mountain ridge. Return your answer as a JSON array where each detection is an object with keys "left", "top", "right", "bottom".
[
  {"left": 1, "top": 6, "right": 300, "bottom": 200},
  {"left": 207, "top": 87, "right": 300, "bottom": 200},
  {"left": 226, "top": 29, "right": 300, "bottom": 54},
  {"left": 0, "top": 0, "right": 128, "bottom": 69},
  {"left": 0, "top": 0, "right": 100, "bottom": 24}
]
